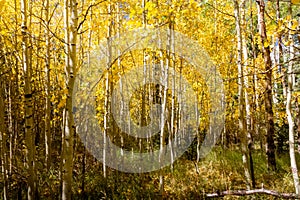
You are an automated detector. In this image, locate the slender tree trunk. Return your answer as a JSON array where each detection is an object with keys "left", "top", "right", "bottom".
[
  {"left": 0, "top": 27, "right": 6, "bottom": 200},
  {"left": 103, "top": 1, "right": 112, "bottom": 179},
  {"left": 287, "top": 2, "right": 300, "bottom": 194},
  {"left": 12, "top": 0, "right": 19, "bottom": 177},
  {"left": 256, "top": 0, "right": 276, "bottom": 171},
  {"left": 159, "top": 34, "right": 169, "bottom": 196},
  {"left": 234, "top": 0, "right": 251, "bottom": 190},
  {"left": 62, "top": 0, "right": 77, "bottom": 199},
  {"left": 44, "top": 0, "right": 51, "bottom": 170},
  {"left": 140, "top": 0, "right": 147, "bottom": 174},
  {"left": 116, "top": 2, "right": 125, "bottom": 163},
  {"left": 241, "top": 0, "right": 255, "bottom": 188},
  {"left": 287, "top": 34, "right": 300, "bottom": 195},
  {"left": 8, "top": 71, "right": 13, "bottom": 179},
  {"left": 0, "top": 43, "right": 8, "bottom": 199},
  {"left": 169, "top": 22, "right": 175, "bottom": 172},
  {"left": 21, "top": 0, "right": 37, "bottom": 198},
  {"left": 250, "top": 0, "right": 262, "bottom": 154},
  {"left": 80, "top": 2, "right": 93, "bottom": 198}
]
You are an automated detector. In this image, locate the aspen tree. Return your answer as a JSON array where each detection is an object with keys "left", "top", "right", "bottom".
[
  {"left": 256, "top": 0, "right": 276, "bottom": 171},
  {"left": 287, "top": 2, "right": 300, "bottom": 194},
  {"left": 62, "top": 0, "right": 77, "bottom": 199},
  {"left": 233, "top": 0, "right": 251, "bottom": 189},
  {"left": 241, "top": 0, "right": 255, "bottom": 188},
  {"left": 0, "top": 36, "right": 8, "bottom": 200},
  {"left": 21, "top": 0, "right": 37, "bottom": 198},
  {"left": 44, "top": 0, "right": 51, "bottom": 170}
]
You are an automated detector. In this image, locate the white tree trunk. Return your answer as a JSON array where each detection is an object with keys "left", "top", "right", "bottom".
[
  {"left": 0, "top": 63, "right": 8, "bottom": 200},
  {"left": 234, "top": 0, "right": 251, "bottom": 190},
  {"left": 287, "top": 3, "right": 300, "bottom": 195},
  {"left": 242, "top": 0, "right": 255, "bottom": 188},
  {"left": 103, "top": 2, "right": 112, "bottom": 179},
  {"left": 62, "top": 0, "right": 77, "bottom": 199},
  {"left": 21, "top": 0, "right": 37, "bottom": 198},
  {"left": 257, "top": 0, "right": 276, "bottom": 171},
  {"left": 44, "top": 0, "right": 51, "bottom": 170}
]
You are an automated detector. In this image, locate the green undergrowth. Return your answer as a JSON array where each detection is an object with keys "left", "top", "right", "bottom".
[
  {"left": 3, "top": 147, "right": 299, "bottom": 199},
  {"left": 71, "top": 147, "right": 300, "bottom": 199}
]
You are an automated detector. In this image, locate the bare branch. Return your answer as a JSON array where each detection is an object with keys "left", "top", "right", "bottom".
[
  {"left": 206, "top": 188, "right": 300, "bottom": 199},
  {"left": 77, "top": 0, "right": 107, "bottom": 32},
  {"left": 205, "top": 2, "right": 235, "bottom": 18},
  {"left": 31, "top": 12, "right": 67, "bottom": 44}
]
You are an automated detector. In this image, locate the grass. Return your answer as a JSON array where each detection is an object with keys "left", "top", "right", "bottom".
[
  {"left": 5, "top": 146, "right": 298, "bottom": 199},
  {"left": 72, "top": 146, "right": 300, "bottom": 199}
]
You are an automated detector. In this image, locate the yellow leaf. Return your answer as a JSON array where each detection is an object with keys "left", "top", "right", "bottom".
[
  {"left": 291, "top": 19, "right": 298, "bottom": 29},
  {"left": 129, "top": 9, "right": 136, "bottom": 19},
  {"left": 57, "top": 99, "right": 66, "bottom": 109},
  {"left": 50, "top": 95, "right": 56, "bottom": 103},
  {"left": 145, "top": 2, "right": 155, "bottom": 11},
  {"left": 63, "top": 88, "right": 69, "bottom": 95},
  {"left": 264, "top": 40, "right": 270, "bottom": 48},
  {"left": 278, "top": 19, "right": 283, "bottom": 28},
  {"left": 292, "top": 0, "right": 300, "bottom": 4},
  {"left": 0, "top": 0, "right": 6, "bottom": 13},
  {"left": 284, "top": 40, "right": 291, "bottom": 46}
]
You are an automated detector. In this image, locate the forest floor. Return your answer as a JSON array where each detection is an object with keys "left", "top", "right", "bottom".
[
  {"left": 6, "top": 145, "right": 298, "bottom": 199},
  {"left": 63, "top": 146, "right": 299, "bottom": 199}
]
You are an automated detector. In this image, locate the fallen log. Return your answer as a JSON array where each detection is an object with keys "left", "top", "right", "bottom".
[{"left": 206, "top": 188, "right": 300, "bottom": 199}]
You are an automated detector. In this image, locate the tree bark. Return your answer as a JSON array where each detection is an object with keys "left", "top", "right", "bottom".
[
  {"left": 287, "top": 2, "right": 300, "bottom": 194},
  {"left": 62, "top": 0, "right": 77, "bottom": 199},
  {"left": 256, "top": 0, "right": 276, "bottom": 171},
  {"left": 103, "top": 1, "right": 113, "bottom": 179},
  {"left": 44, "top": 0, "right": 51, "bottom": 170},
  {"left": 206, "top": 188, "right": 300, "bottom": 198},
  {"left": 158, "top": 30, "right": 170, "bottom": 196},
  {"left": 233, "top": 0, "right": 251, "bottom": 189},
  {"left": 21, "top": 0, "right": 37, "bottom": 198},
  {"left": 0, "top": 42, "right": 8, "bottom": 200},
  {"left": 241, "top": 0, "right": 255, "bottom": 188}
]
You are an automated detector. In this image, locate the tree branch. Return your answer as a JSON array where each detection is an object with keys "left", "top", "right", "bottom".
[
  {"left": 77, "top": 0, "right": 107, "bottom": 32},
  {"left": 205, "top": 2, "right": 235, "bottom": 18},
  {"left": 206, "top": 188, "right": 300, "bottom": 199}
]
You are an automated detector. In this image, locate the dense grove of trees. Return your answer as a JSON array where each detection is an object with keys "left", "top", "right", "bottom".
[{"left": 1, "top": 0, "right": 300, "bottom": 199}]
